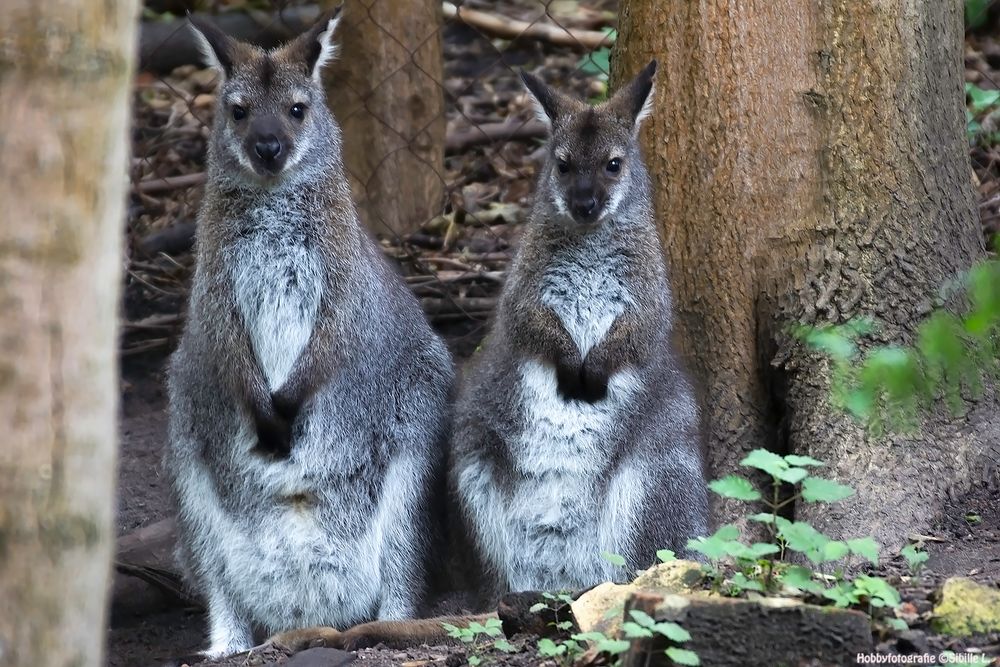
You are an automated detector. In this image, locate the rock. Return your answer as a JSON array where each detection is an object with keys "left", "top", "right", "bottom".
[
  {"left": 499, "top": 590, "right": 577, "bottom": 637},
  {"left": 280, "top": 647, "right": 355, "bottom": 667},
  {"left": 896, "top": 629, "right": 929, "bottom": 654},
  {"left": 625, "top": 591, "right": 873, "bottom": 667},
  {"left": 571, "top": 560, "right": 703, "bottom": 635},
  {"left": 932, "top": 577, "right": 1000, "bottom": 637}
]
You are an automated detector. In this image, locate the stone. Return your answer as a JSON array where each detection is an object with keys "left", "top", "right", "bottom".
[
  {"left": 932, "top": 577, "right": 1000, "bottom": 637},
  {"left": 571, "top": 560, "right": 703, "bottom": 635}
]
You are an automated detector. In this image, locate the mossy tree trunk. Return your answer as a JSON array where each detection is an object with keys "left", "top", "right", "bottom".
[
  {"left": 0, "top": 1, "right": 136, "bottom": 665},
  {"left": 613, "top": 1, "right": 998, "bottom": 547},
  {"left": 322, "top": 0, "right": 446, "bottom": 238}
]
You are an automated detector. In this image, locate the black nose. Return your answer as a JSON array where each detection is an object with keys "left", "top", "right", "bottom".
[
  {"left": 572, "top": 197, "right": 598, "bottom": 219},
  {"left": 255, "top": 136, "right": 281, "bottom": 162}
]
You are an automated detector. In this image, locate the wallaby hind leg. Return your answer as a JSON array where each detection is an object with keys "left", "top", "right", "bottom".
[{"left": 204, "top": 586, "right": 254, "bottom": 658}]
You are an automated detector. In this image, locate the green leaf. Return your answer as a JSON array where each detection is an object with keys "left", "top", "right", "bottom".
[
  {"left": 494, "top": 639, "right": 517, "bottom": 653},
  {"left": 854, "top": 576, "right": 901, "bottom": 607},
  {"left": 967, "top": 0, "right": 990, "bottom": 29},
  {"left": 621, "top": 622, "right": 653, "bottom": 639},
  {"left": 665, "top": 647, "right": 701, "bottom": 666},
  {"left": 529, "top": 602, "right": 547, "bottom": 614},
  {"left": 780, "top": 565, "right": 824, "bottom": 595},
  {"left": 822, "top": 540, "right": 850, "bottom": 562},
  {"left": 468, "top": 656, "right": 481, "bottom": 666},
  {"left": 730, "top": 572, "right": 765, "bottom": 593},
  {"left": 900, "top": 544, "right": 929, "bottom": 571},
  {"left": 779, "top": 521, "right": 832, "bottom": 564},
  {"left": 784, "top": 454, "right": 824, "bottom": 467},
  {"left": 967, "top": 82, "right": 1000, "bottom": 112},
  {"left": 823, "top": 582, "right": 859, "bottom": 608},
  {"left": 747, "top": 512, "right": 777, "bottom": 524},
  {"left": 628, "top": 609, "right": 656, "bottom": 628},
  {"left": 657, "top": 549, "right": 677, "bottom": 562},
  {"left": 653, "top": 621, "right": 692, "bottom": 642},
  {"left": 886, "top": 618, "right": 909, "bottom": 631},
  {"left": 686, "top": 525, "right": 741, "bottom": 561},
  {"left": 708, "top": 475, "right": 762, "bottom": 501},
  {"left": 601, "top": 551, "right": 627, "bottom": 567},
  {"left": 776, "top": 467, "right": 809, "bottom": 484},
  {"left": 740, "top": 449, "right": 788, "bottom": 477},
  {"left": 555, "top": 620, "right": 574, "bottom": 631},
  {"left": 596, "top": 638, "right": 631, "bottom": 655},
  {"left": 537, "top": 638, "right": 565, "bottom": 657},
  {"left": 801, "top": 476, "right": 855, "bottom": 503},
  {"left": 847, "top": 537, "right": 880, "bottom": 564},
  {"left": 747, "top": 542, "right": 781, "bottom": 558}
]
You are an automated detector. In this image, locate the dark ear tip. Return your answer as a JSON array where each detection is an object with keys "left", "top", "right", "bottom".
[{"left": 645, "top": 59, "right": 658, "bottom": 76}]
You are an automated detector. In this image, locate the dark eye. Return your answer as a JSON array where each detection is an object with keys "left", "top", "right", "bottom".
[
  {"left": 290, "top": 103, "right": 307, "bottom": 120},
  {"left": 606, "top": 158, "right": 622, "bottom": 173},
  {"left": 232, "top": 105, "right": 247, "bottom": 121},
  {"left": 557, "top": 159, "right": 570, "bottom": 174}
]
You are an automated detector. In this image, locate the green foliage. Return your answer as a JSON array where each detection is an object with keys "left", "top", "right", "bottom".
[
  {"left": 576, "top": 30, "right": 617, "bottom": 102},
  {"left": 900, "top": 544, "right": 929, "bottom": 573},
  {"left": 797, "top": 254, "right": 1000, "bottom": 434},
  {"left": 687, "top": 448, "right": 903, "bottom": 631},
  {"left": 966, "top": 0, "right": 990, "bottom": 30},
  {"left": 601, "top": 551, "right": 627, "bottom": 567},
  {"left": 656, "top": 549, "right": 677, "bottom": 562},
  {"left": 443, "top": 617, "right": 508, "bottom": 665}
]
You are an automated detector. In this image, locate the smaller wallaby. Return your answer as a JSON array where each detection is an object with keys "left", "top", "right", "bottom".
[
  {"left": 165, "top": 9, "right": 453, "bottom": 659},
  {"left": 450, "top": 60, "right": 710, "bottom": 599}
]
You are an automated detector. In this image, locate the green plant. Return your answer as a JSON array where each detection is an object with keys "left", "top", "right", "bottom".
[
  {"left": 966, "top": 0, "right": 990, "bottom": 30},
  {"left": 796, "top": 253, "right": 1000, "bottom": 435},
  {"left": 577, "top": 30, "right": 617, "bottom": 102},
  {"left": 900, "top": 544, "right": 929, "bottom": 574},
  {"left": 442, "top": 617, "right": 509, "bottom": 665},
  {"left": 696, "top": 449, "right": 902, "bottom": 626}
]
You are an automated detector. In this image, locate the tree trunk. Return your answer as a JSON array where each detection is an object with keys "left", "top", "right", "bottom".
[
  {"left": 323, "top": 0, "right": 446, "bottom": 238},
  {"left": 0, "top": 1, "right": 136, "bottom": 665},
  {"left": 613, "top": 1, "right": 999, "bottom": 547}
]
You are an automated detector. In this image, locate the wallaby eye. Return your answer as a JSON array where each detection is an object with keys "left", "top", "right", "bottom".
[
  {"left": 290, "top": 104, "right": 307, "bottom": 120},
  {"left": 606, "top": 158, "right": 622, "bottom": 173},
  {"left": 556, "top": 159, "right": 570, "bottom": 175},
  {"left": 232, "top": 105, "right": 247, "bottom": 121}
]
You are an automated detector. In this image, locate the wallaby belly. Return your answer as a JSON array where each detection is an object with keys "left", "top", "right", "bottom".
[
  {"left": 229, "top": 225, "right": 324, "bottom": 390},
  {"left": 471, "top": 359, "right": 644, "bottom": 591},
  {"left": 178, "top": 422, "right": 389, "bottom": 631}
]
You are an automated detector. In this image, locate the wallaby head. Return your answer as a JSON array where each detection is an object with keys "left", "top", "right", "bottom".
[
  {"left": 189, "top": 8, "right": 343, "bottom": 185},
  {"left": 520, "top": 60, "right": 657, "bottom": 225}
]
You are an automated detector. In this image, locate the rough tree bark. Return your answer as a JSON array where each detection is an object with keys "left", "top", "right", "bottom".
[
  {"left": 323, "top": 0, "right": 446, "bottom": 238},
  {"left": 0, "top": 1, "right": 136, "bottom": 665},
  {"left": 613, "top": 1, "right": 999, "bottom": 546}
]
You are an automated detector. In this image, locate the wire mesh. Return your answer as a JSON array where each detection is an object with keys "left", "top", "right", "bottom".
[{"left": 124, "top": 0, "right": 617, "bottom": 358}]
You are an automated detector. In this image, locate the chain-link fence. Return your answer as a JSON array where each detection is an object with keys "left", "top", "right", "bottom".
[{"left": 123, "top": 0, "right": 618, "bottom": 359}]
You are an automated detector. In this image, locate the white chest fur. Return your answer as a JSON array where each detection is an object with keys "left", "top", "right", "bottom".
[
  {"left": 229, "top": 219, "right": 324, "bottom": 391},
  {"left": 467, "top": 359, "right": 644, "bottom": 591},
  {"left": 538, "top": 239, "right": 634, "bottom": 357}
]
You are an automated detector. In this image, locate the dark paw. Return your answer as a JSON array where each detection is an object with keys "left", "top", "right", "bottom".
[
  {"left": 271, "top": 391, "right": 301, "bottom": 423},
  {"left": 254, "top": 413, "right": 292, "bottom": 457},
  {"left": 579, "top": 352, "right": 610, "bottom": 403},
  {"left": 555, "top": 357, "right": 585, "bottom": 401}
]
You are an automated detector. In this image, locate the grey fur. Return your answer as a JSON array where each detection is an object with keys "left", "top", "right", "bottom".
[
  {"left": 166, "top": 13, "right": 454, "bottom": 658},
  {"left": 449, "top": 61, "right": 709, "bottom": 600}
]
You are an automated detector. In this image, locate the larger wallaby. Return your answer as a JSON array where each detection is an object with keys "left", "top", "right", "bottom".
[
  {"left": 165, "top": 10, "right": 454, "bottom": 658},
  {"left": 450, "top": 61, "right": 709, "bottom": 597}
]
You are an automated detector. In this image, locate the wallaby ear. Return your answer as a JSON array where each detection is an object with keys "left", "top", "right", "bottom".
[
  {"left": 282, "top": 5, "right": 343, "bottom": 82},
  {"left": 520, "top": 71, "right": 570, "bottom": 127},
  {"left": 609, "top": 59, "right": 658, "bottom": 131},
  {"left": 188, "top": 14, "right": 240, "bottom": 76}
]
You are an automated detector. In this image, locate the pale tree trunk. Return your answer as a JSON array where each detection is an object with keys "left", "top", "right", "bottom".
[
  {"left": 323, "top": 0, "right": 446, "bottom": 238},
  {"left": 613, "top": 1, "right": 999, "bottom": 548},
  {"left": 0, "top": 1, "right": 136, "bottom": 665}
]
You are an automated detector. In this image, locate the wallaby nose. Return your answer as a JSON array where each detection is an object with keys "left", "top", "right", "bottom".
[
  {"left": 573, "top": 197, "right": 598, "bottom": 219},
  {"left": 255, "top": 136, "right": 282, "bottom": 162}
]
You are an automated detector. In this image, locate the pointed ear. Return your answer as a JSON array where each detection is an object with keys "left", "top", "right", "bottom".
[
  {"left": 281, "top": 5, "right": 343, "bottom": 82},
  {"left": 188, "top": 14, "right": 240, "bottom": 76},
  {"left": 609, "top": 59, "right": 658, "bottom": 131},
  {"left": 520, "top": 71, "right": 571, "bottom": 127}
]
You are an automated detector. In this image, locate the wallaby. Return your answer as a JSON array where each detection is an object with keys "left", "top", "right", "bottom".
[
  {"left": 267, "top": 62, "right": 710, "bottom": 655},
  {"left": 449, "top": 60, "right": 709, "bottom": 598},
  {"left": 165, "top": 10, "right": 454, "bottom": 658}
]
